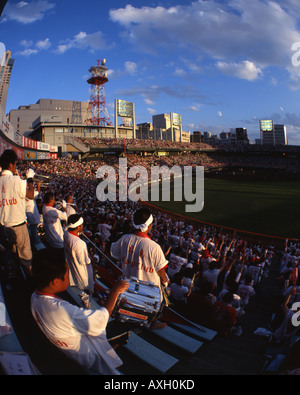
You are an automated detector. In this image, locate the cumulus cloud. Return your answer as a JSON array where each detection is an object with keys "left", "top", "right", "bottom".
[
  {"left": 216, "top": 60, "right": 263, "bottom": 81},
  {"left": 124, "top": 61, "right": 137, "bottom": 74},
  {"left": 109, "top": 1, "right": 300, "bottom": 83},
  {"left": 36, "top": 38, "right": 51, "bottom": 50},
  {"left": 56, "top": 31, "right": 113, "bottom": 54},
  {"left": 16, "top": 48, "right": 38, "bottom": 56},
  {"left": 3, "top": 0, "right": 55, "bottom": 24},
  {"left": 16, "top": 37, "right": 51, "bottom": 56},
  {"left": 147, "top": 108, "right": 157, "bottom": 115}
]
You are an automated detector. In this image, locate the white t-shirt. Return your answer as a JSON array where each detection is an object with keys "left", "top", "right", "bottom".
[
  {"left": 170, "top": 283, "right": 189, "bottom": 301},
  {"left": 97, "top": 223, "right": 112, "bottom": 241},
  {"left": 26, "top": 191, "right": 40, "bottom": 225},
  {"left": 64, "top": 230, "right": 93, "bottom": 293},
  {"left": 110, "top": 233, "right": 168, "bottom": 292},
  {"left": 238, "top": 284, "right": 255, "bottom": 305},
  {"left": 31, "top": 291, "right": 122, "bottom": 374},
  {"left": 0, "top": 170, "right": 27, "bottom": 227},
  {"left": 66, "top": 204, "right": 76, "bottom": 218},
  {"left": 202, "top": 268, "right": 220, "bottom": 287},
  {"left": 42, "top": 205, "right": 68, "bottom": 248},
  {"left": 167, "top": 253, "right": 187, "bottom": 278}
]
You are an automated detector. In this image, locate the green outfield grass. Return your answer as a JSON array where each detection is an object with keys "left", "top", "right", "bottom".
[{"left": 150, "top": 178, "right": 300, "bottom": 239}]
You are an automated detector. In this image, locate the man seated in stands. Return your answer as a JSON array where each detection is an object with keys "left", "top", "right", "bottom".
[
  {"left": 64, "top": 214, "right": 94, "bottom": 294},
  {"left": 167, "top": 246, "right": 188, "bottom": 281},
  {"left": 31, "top": 248, "right": 129, "bottom": 375},
  {"left": 210, "top": 291, "right": 238, "bottom": 337},
  {"left": 186, "top": 280, "right": 216, "bottom": 327}
]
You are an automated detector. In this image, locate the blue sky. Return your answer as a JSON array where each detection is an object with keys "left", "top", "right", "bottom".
[{"left": 1, "top": 0, "right": 300, "bottom": 144}]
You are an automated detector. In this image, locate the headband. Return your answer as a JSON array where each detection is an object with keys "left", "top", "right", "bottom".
[
  {"left": 132, "top": 214, "right": 153, "bottom": 233},
  {"left": 68, "top": 217, "right": 84, "bottom": 229}
]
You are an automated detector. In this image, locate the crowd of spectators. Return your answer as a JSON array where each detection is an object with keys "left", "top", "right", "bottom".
[
  {"left": 74, "top": 137, "right": 216, "bottom": 151},
  {"left": 17, "top": 158, "right": 287, "bottom": 334},
  {"left": 14, "top": 154, "right": 300, "bottom": 373},
  {"left": 74, "top": 136, "right": 300, "bottom": 155}
]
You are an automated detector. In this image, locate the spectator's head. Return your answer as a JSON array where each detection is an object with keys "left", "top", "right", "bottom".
[
  {"left": 173, "top": 272, "right": 184, "bottom": 285},
  {"left": 0, "top": 149, "right": 18, "bottom": 172},
  {"left": 32, "top": 248, "right": 69, "bottom": 292},
  {"left": 68, "top": 214, "right": 84, "bottom": 233},
  {"left": 133, "top": 207, "right": 153, "bottom": 233},
  {"left": 43, "top": 191, "right": 55, "bottom": 206},
  {"left": 222, "top": 291, "right": 234, "bottom": 304}
]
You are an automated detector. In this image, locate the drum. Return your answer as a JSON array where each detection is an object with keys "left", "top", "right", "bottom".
[{"left": 112, "top": 277, "right": 162, "bottom": 326}]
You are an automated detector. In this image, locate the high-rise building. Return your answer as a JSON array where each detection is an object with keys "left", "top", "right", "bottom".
[
  {"left": 191, "top": 131, "right": 202, "bottom": 143},
  {"left": 0, "top": 50, "right": 14, "bottom": 113},
  {"left": 236, "top": 128, "right": 249, "bottom": 144},
  {"left": 274, "top": 124, "right": 287, "bottom": 145},
  {"left": 152, "top": 113, "right": 184, "bottom": 142},
  {"left": 152, "top": 113, "right": 171, "bottom": 130},
  {"left": 260, "top": 120, "right": 287, "bottom": 145}
]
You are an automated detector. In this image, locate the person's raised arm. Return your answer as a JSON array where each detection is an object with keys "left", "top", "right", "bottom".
[{"left": 104, "top": 280, "right": 129, "bottom": 316}]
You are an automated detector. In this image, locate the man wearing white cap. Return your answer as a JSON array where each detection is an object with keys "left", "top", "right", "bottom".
[
  {"left": 64, "top": 214, "right": 94, "bottom": 294},
  {"left": 110, "top": 207, "right": 168, "bottom": 329}
]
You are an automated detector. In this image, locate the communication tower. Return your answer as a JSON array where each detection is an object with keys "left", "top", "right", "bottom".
[{"left": 85, "top": 59, "right": 112, "bottom": 126}]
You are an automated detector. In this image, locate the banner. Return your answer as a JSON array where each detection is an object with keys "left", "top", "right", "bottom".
[
  {"left": 0, "top": 135, "right": 24, "bottom": 159},
  {"left": 24, "top": 149, "right": 37, "bottom": 160},
  {"left": 23, "top": 137, "right": 37, "bottom": 150},
  {"left": 37, "top": 141, "right": 50, "bottom": 151}
]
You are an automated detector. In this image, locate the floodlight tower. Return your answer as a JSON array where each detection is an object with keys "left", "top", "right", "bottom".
[{"left": 86, "top": 59, "right": 112, "bottom": 126}]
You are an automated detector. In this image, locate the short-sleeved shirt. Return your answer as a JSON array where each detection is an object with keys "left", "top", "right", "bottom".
[
  {"left": 167, "top": 253, "right": 187, "bottom": 278},
  {"left": 170, "top": 283, "right": 189, "bottom": 301},
  {"left": 64, "top": 230, "right": 93, "bottom": 293},
  {"left": 110, "top": 232, "right": 168, "bottom": 293},
  {"left": 31, "top": 291, "right": 122, "bottom": 374},
  {"left": 0, "top": 170, "right": 27, "bottom": 227},
  {"left": 26, "top": 191, "right": 40, "bottom": 225},
  {"left": 42, "top": 205, "right": 68, "bottom": 248},
  {"left": 238, "top": 284, "right": 255, "bottom": 305}
]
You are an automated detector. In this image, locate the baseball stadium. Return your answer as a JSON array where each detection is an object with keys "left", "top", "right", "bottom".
[{"left": 1, "top": 0, "right": 300, "bottom": 378}]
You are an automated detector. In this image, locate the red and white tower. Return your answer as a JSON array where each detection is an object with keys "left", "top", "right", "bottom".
[{"left": 86, "top": 59, "right": 112, "bottom": 126}]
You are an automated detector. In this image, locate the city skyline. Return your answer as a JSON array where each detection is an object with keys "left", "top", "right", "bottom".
[{"left": 1, "top": 0, "right": 300, "bottom": 144}]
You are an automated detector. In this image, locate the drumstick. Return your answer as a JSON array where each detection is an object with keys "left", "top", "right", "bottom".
[{"left": 81, "top": 232, "right": 121, "bottom": 274}]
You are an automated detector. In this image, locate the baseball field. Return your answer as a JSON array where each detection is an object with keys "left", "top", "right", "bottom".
[{"left": 149, "top": 178, "right": 300, "bottom": 240}]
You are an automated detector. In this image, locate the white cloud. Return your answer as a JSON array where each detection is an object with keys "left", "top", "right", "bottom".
[
  {"left": 185, "top": 105, "right": 201, "bottom": 112},
  {"left": 4, "top": 1, "right": 55, "bottom": 24},
  {"left": 173, "top": 68, "right": 187, "bottom": 77},
  {"left": 144, "top": 97, "right": 155, "bottom": 105},
  {"left": 147, "top": 108, "right": 157, "bottom": 115},
  {"left": 20, "top": 39, "right": 33, "bottom": 47},
  {"left": 16, "top": 37, "right": 51, "bottom": 56},
  {"left": 110, "top": 1, "right": 300, "bottom": 84},
  {"left": 56, "top": 31, "right": 112, "bottom": 54},
  {"left": 124, "top": 61, "right": 137, "bottom": 74},
  {"left": 216, "top": 60, "right": 263, "bottom": 81},
  {"left": 218, "top": 111, "right": 223, "bottom": 117},
  {"left": 16, "top": 48, "right": 38, "bottom": 56},
  {"left": 36, "top": 38, "right": 51, "bottom": 50}
]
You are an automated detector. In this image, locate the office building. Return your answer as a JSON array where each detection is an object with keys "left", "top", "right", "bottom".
[
  {"left": 8, "top": 98, "right": 90, "bottom": 135},
  {"left": 0, "top": 50, "right": 14, "bottom": 113}
]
